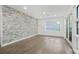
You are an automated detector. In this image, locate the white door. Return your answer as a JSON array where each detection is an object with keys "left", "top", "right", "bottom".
[{"left": 74, "top": 5, "right": 79, "bottom": 53}]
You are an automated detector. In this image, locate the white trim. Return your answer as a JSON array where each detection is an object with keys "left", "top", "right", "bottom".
[
  {"left": 1, "top": 34, "right": 38, "bottom": 47},
  {"left": 72, "top": 48, "right": 79, "bottom": 54},
  {"left": 76, "top": 35, "right": 79, "bottom": 38},
  {"left": 35, "top": 33, "right": 65, "bottom": 39},
  {"left": 65, "top": 38, "right": 79, "bottom": 54},
  {"left": 65, "top": 38, "right": 72, "bottom": 47},
  {"left": 38, "top": 33, "right": 64, "bottom": 38}
]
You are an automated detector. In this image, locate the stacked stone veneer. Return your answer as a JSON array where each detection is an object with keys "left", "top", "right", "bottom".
[{"left": 2, "top": 6, "right": 38, "bottom": 45}]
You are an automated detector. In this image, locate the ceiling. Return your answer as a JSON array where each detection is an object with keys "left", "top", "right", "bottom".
[{"left": 8, "top": 5, "right": 74, "bottom": 19}]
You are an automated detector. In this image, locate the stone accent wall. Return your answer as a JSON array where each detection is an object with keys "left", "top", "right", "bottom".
[{"left": 2, "top": 6, "right": 38, "bottom": 45}]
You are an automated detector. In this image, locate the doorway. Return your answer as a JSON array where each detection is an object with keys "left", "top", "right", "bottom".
[{"left": 66, "top": 15, "right": 72, "bottom": 42}]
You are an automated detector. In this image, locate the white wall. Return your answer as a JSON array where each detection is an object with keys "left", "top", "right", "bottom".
[
  {"left": 38, "top": 17, "right": 66, "bottom": 37},
  {"left": 0, "top": 6, "right": 2, "bottom": 45},
  {"left": 72, "top": 6, "right": 77, "bottom": 50}
]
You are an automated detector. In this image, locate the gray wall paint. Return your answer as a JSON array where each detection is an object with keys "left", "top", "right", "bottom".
[{"left": 2, "top": 6, "right": 38, "bottom": 45}]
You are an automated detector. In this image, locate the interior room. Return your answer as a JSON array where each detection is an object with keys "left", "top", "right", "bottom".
[{"left": 0, "top": 5, "right": 79, "bottom": 54}]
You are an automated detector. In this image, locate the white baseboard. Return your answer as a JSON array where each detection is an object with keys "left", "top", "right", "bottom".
[
  {"left": 38, "top": 33, "right": 64, "bottom": 38},
  {"left": 72, "top": 48, "right": 79, "bottom": 54},
  {"left": 1, "top": 34, "right": 38, "bottom": 47},
  {"left": 65, "top": 38, "right": 78, "bottom": 54},
  {"left": 38, "top": 33, "right": 65, "bottom": 37},
  {"left": 65, "top": 38, "right": 72, "bottom": 47}
]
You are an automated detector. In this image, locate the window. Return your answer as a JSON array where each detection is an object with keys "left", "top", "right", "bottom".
[
  {"left": 77, "top": 5, "right": 79, "bottom": 19},
  {"left": 66, "top": 15, "right": 72, "bottom": 42},
  {"left": 76, "top": 21, "right": 79, "bottom": 34},
  {"left": 45, "top": 21, "right": 60, "bottom": 32},
  {"left": 66, "top": 17, "right": 69, "bottom": 38}
]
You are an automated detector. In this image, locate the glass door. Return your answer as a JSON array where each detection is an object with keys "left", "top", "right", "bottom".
[
  {"left": 76, "top": 5, "right": 79, "bottom": 50},
  {"left": 66, "top": 15, "right": 72, "bottom": 42},
  {"left": 76, "top": 5, "right": 79, "bottom": 35},
  {"left": 66, "top": 17, "right": 69, "bottom": 39},
  {"left": 76, "top": 21, "right": 79, "bottom": 34},
  {"left": 69, "top": 15, "right": 72, "bottom": 42}
]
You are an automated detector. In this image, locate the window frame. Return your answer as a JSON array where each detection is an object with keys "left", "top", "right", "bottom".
[{"left": 76, "top": 5, "right": 79, "bottom": 35}]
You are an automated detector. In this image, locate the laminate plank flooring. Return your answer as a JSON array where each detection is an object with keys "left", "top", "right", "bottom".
[{"left": 0, "top": 35, "right": 73, "bottom": 54}]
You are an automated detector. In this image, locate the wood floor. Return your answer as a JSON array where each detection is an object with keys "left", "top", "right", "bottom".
[{"left": 0, "top": 35, "right": 74, "bottom": 54}]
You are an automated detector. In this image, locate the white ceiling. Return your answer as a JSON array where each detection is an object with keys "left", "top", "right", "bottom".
[{"left": 8, "top": 5, "right": 74, "bottom": 19}]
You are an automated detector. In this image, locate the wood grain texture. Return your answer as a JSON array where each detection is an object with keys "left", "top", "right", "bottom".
[{"left": 0, "top": 35, "right": 73, "bottom": 54}]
